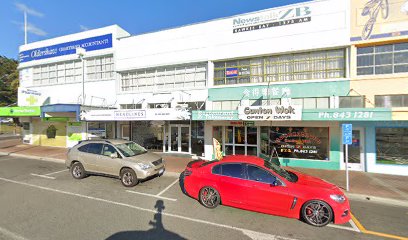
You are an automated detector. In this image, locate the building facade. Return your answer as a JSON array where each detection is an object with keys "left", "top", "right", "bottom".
[{"left": 2, "top": 0, "right": 407, "bottom": 175}]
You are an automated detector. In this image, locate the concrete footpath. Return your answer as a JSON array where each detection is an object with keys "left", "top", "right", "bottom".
[{"left": 1, "top": 137, "right": 408, "bottom": 207}]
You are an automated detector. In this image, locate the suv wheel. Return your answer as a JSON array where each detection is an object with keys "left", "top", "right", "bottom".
[
  {"left": 120, "top": 168, "right": 138, "bottom": 187},
  {"left": 70, "top": 162, "right": 86, "bottom": 179}
]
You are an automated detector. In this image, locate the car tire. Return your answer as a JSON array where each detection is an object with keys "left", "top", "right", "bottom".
[
  {"left": 70, "top": 162, "right": 86, "bottom": 179},
  {"left": 199, "top": 186, "right": 221, "bottom": 209},
  {"left": 301, "top": 200, "right": 333, "bottom": 227},
  {"left": 120, "top": 168, "right": 138, "bottom": 187}
]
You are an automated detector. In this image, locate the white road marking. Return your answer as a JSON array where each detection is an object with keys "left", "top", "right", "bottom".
[
  {"left": 0, "top": 226, "right": 29, "bottom": 240},
  {"left": 44, "top": 169, "right": 67, "bottom": 176},
  {"left": 126, "top": 190, "right": 177, "bottom": 202},
  {"left": 157, "top": 178, "right": 179, "bottom": 196},
  {"left": 0, "top": 176, "right": 298, "bottom": 240},
  {"left": 327, "top": 223, "right": 359, "bottom": 232},
  {"left": 349, "top": 219, "right": 361, "bottom": 232},
  {"left": 29, "top": 174, "right": 56, "bottom": 180},
  {"left": 242, "top": 229, "right": 295, "bottom": 240}
]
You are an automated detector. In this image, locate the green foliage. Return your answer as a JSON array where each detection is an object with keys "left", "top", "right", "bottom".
[{"left": 0, "top": 56, "right": 19, "bottom": 107}]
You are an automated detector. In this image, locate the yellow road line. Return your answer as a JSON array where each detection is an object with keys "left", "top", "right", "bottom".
[{"left": 351, "top": 213, "right": 408, "bottom": 240}]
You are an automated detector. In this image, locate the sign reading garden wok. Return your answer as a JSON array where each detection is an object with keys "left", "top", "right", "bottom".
[
  {"left": 238, "top": 105, "right": 302, "bottom": 121},
  {"left": 19, "top": 34, "right": 112, "bottom": 63}
]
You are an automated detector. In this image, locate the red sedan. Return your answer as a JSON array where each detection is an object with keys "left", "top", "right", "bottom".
[{"left": 183, "top": 155, "right": 351, "bottom": 227}]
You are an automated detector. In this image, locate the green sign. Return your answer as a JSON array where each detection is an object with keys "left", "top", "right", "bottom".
[
  {"left": 42, "top": 117, "right": 70, "bottom": 122},
  {"left": 0, "top": 106, "right": 41, "bottom": 117},
  {"left": 244, "top": 121, "right": 255, "bottom": 126},
  {"left": 209, "top": 81, "right": 350, "bottom": 101},
  {"left": 302, "top": 108, "right": 392, "bottom": 121},
  {"left": 192, "top": 110, "right": 239, "bottom": 120}
]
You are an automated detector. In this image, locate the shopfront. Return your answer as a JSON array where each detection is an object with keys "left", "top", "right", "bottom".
[{"left": 81, "top": 108, "right": 205, "bottom": 156}]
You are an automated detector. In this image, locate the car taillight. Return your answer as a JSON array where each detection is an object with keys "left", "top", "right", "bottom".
[{"left": 184, "top": 169, "right": 192, "bottom": 176}]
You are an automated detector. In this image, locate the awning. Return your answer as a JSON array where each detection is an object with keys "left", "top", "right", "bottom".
[
  {"left": 0, "top": 106, "right": 41, "bottom": 117},
  {"left": 41, "top": 104, "right": 81, "bottom": 121},
  {"left": 147, "top": 94, "right": 174, "bottom": 104}
]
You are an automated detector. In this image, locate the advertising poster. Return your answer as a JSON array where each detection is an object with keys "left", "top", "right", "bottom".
[
  {"left": 351, "top": 0, "right": 408, "bottom": 41},
  {"left": 266, "top": 127, "right": 329, "bottom": 160}
]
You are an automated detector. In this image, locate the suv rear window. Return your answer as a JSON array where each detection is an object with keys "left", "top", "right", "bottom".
[{"left": 79, "top": 143, "right": 103, "bottom": 155}]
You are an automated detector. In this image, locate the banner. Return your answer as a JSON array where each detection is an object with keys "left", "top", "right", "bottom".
[
  {"left": 213, "top": 138, "right": 223, "bottom": 161},
  {"left": 80, "top": 108, "right": 191, "bottom": 121}
]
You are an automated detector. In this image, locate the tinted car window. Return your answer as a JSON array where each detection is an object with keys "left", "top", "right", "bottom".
[
  {"left": 102, "top": 144, "right": 119, "bottom": 157},
  {"left": 221, "top": 164, "right": 245, "bottom": 179},
  {"left": 247, "top": 165, "right": 276, "bottom": 184},
  {"left": 86, "top": 143, "right": 103, "bottom": 155},
  {"left": 78, "top": 144, "right": 88, "bottom": 153},
  {"left": 212, "top": 165, "right": 221, "bottom": 174}
]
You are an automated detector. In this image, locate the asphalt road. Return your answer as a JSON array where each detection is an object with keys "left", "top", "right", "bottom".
[{"left": 0, "top": 155, "right": 406, "bottom": 240}]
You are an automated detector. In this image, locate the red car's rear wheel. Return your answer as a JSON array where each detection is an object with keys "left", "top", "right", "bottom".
[
  {"left": 199, "top": 187, "right": 220, "bottom": 209},
  {"left": 301, "top": 200, "right": 333, "bottom": 227}
]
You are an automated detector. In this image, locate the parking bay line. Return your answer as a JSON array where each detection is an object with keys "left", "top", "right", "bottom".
[
  {"left": 157, "top": 178, "right": 179, "bottom": 196},
  {"left": 30, "top": 173, "right": 56, "bottom": 180},
  {"left": 0, "top": 176, "right": 297, "bottom": 240},
  {"left": 126, "top": 190, "right": 177, "bottom": 202},
  {"left": 44, "top": 169, "right": 67, "bottom": 176}
]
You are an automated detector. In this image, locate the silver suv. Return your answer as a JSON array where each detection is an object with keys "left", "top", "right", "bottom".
[{"left": 66, "top": 139, "right": 165, "bottom": 187}]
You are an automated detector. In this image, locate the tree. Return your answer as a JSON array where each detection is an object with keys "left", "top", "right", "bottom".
[{"left": 0, "top": 56, "right": 19, "bottom": 107}]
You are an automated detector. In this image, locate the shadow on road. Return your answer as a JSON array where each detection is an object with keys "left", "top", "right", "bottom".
[{"left": 105, "top": 200, "right": 186, "bottom": 240}]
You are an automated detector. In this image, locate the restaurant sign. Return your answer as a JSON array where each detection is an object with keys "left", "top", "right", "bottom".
[{"left": 238, "top": 105, "right": 302, "bottom": 121}]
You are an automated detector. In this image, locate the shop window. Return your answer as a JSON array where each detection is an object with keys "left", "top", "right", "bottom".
[
  {"left": 339, "top": 96, "right": 365, "bottom": 108},
  {"left": 376, "top": 128, "right": 408, "bottom": 165},
  {"left": 261, "top": 126, "right": 329, "bottom": 161},
  {"left": 212, "top": 126, "right": 223, "bottom": 143},
  {"left": 357, "top": 43, "right": 408, "bottom": 76},
  {"left": 212, "top": 101, "right": 240, "bottom": 110},
  {"left": 292, "top": 97, "right": 329, "bottom": 109},
  {"left": 375, "top": 95, "right": 408, "bottom": 108}
]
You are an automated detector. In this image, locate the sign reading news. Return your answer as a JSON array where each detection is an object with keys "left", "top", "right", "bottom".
[{"left": 19, "top": 34, "right": 113, "bottom": 63}]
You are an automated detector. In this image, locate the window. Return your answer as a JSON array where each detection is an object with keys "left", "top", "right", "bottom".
[
  {"left": 212, "top": 101, "right": 240, "bottom": 110},
  {"left": 83, "top": 143, "right": 103, "bottom": 155},
  {"left": 375, "top": 95, "right": 408, "bottom": 107},
  {"left": 376, "top": 128, "right": 408, "bottom": 165},
  {"left": 120, "top": 104, "right": 142, "bottom": 109},
  {"left": 212, "top": 165, "right": 221, "bottom": 175},
  {"left": 214, "top": 49, "right": 345, "bottom": 85},
  {"left": 86, "top": 55, "right": 114, "bottom": 80},
  {"left": 291, "top": 97, "right": 330, "bottom": 109},
  {"left": 357, "top": 43, "right": 408, "bottom": 75},
  {"left": 339, "top": 96, "right": 365, "bottom": 108},
  {"left": 261, "top": 126, "right": 329, "bottom": 161},
  {"left": 78, "top": 145, "right": 88, "bottom": 153},
  {"left": 221, "top": 164, "right": 245, "bottom": 179},
  {"left": 33, "top": 60, "right": 82, "bottom": 85},
  {"left": 247, "top": 165, "right": 276, "bottom": 184},
  {"left": 121, "top": 63, "right": 207, "bottom": 92},
  {"left": 102, "top": 144, "right": 118, "bottom": 157}
]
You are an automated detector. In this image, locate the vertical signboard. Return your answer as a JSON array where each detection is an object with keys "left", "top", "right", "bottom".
[{"left": 342, "top": 123, "right": 352, "bottom": 191}]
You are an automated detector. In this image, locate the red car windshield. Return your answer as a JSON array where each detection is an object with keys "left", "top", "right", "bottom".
[{"left": 264, "top": 161, "right": 298, "bottom": 183}]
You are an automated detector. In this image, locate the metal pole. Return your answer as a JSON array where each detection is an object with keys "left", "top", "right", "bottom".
[
  {"left": 345, "top": 144, "right": 349, "bottom": 191},
  {"left": 82, "top": 57, "right": 85, "bottom": 106}
]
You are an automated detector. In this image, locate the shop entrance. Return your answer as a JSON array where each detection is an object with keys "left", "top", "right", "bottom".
[
  {"left": 345, "top": 127, "right": 365, "bottom": 171},
  {"left": 169, "top": 125, "right": 191, "bottom": 153}
]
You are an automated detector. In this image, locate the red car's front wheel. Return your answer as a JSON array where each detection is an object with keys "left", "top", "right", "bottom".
[
  {"left": 301, "top": 200, "right": 333, "bottom": 227},
  {"left": 199, "top": 187, "right": 221, "bottom": 209}
]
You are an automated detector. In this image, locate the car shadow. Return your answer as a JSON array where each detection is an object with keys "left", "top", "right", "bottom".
[{"left": 105, "top": 200, "right": 186, "bottom": 240}]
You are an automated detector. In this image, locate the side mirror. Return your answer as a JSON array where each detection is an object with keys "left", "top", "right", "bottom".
[
  {"left": 270, "top": 180, "right": 279, "bottom": 187},
  {"left": 110, "top": 153, "right": 118, "bottom": 158}
]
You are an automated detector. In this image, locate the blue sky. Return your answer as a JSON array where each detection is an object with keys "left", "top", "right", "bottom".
[{"left": 0, "top": 0, "right": 310, "bottom": 60}]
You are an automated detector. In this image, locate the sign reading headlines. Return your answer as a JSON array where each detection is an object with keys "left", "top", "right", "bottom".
[
  {"left": 80, "top": 108, "right": 191, "bottom": 121},
  {"left": 238, "top": 105, "right": 302, "bottom": 121},
  {"left": 19, "top": 34, "right": 113, "bottom": 63},
  {"left": 232, "top": 6, "right": 312, "bottom": 33}
]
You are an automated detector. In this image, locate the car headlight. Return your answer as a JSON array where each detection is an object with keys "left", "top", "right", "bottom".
[
  {"left": 330, "top": 194, "right": 346, "bottom": 203},
  {"left": 137, "top": 163, "right": 152, "bottom": 170}
]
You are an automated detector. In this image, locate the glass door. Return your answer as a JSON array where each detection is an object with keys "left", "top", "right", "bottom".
[
  {"left": 345, "top": 128, "right": 365, "bottom": 171},
  {"left": 169, "top": 125, "right": 191, "bottom": 153}
]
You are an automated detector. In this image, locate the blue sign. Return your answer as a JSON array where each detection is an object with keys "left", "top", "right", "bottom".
[
  {"left": 19, "top": 34, "right": 113, "bottom": 63},
  {"left": 342, "top": 124, "right": 352, "bottom": 145},
  {"left": 226, "top": 68, "right": 238, "bottom": 77}
]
